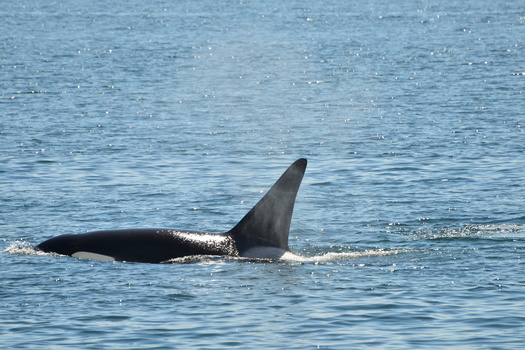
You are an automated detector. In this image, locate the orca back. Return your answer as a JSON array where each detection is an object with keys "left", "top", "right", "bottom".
[{"left": 36, "top": 159, "right": 308, "bottom": 263}]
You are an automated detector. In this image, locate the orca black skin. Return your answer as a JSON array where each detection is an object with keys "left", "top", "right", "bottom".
[{"left": 36, "top": 158, "right": 307, "bottom": 263}]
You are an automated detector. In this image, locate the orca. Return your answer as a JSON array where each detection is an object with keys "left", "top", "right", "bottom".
[{"left": 36, "top": 158, "right": 307, "bottom": 263}]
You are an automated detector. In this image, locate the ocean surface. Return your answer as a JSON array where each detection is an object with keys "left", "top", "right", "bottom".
[{"left": 1, "top": 0, "right": 524, "bottom": 348}]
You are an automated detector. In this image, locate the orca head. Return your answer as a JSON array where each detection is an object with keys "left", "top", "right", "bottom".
[
  {"left": 228, "top": 158, "right": 307, "bottom": 258},
  {"left": 37, "top": 233, "right": 118, "bottom": 261}
]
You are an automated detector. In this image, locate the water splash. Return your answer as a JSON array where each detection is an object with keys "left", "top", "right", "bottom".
[
  {"left": 411, "top": 223, "right": 525, "bottom": 240},
  {"left": 4, "top": 241, "right": 44, "bottom": 256},
  {"left": 283, "top": 248, "right": 414, "bottom": 262}
]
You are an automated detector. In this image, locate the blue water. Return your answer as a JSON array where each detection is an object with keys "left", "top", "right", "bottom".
[{"left": 2, "top": 0, "right": 525, "bottom": 348}]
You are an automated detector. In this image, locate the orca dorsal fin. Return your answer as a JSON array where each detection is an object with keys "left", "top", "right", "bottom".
[{"left": 228, "top": 158, "right": 307, "bottom": 255}]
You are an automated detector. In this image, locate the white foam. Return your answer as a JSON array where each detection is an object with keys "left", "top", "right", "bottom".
[
  {"left": 282, "top": 249, "right": 414, "bottom": 263},
  {"left": 4, "top": 241, "right": 43, "bottom": 256},
  {"left": 242, "top": 246, "right": 287, "bottom": 259},
  {"left": 237, "top": 247, "right": 413, "bottom": 263}
]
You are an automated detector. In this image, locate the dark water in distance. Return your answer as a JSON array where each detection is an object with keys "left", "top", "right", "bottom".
[{"left": 1, "top": 0, "right": 524, "bottom": 349}]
